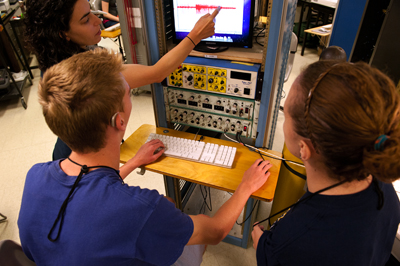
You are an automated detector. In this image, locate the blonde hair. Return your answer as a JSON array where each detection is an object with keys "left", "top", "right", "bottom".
[
  {"left": 290, "top": 61, "right": 400, "bottom": 183},
  {"left": 39, "top": 48, "right": 125, "bottom": 153}
]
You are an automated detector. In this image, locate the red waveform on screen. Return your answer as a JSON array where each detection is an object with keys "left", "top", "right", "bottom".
[{"left": 177, "top": 5, "right": 236, "bottom": 14}]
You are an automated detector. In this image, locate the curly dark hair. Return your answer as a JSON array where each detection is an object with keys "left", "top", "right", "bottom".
[{"left": 25, "top": 0, "right": 86, "bottom": 71}]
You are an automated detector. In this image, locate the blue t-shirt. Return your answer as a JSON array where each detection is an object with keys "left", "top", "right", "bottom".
[
  {"left": 18, "top": 161, "right": 193, "bottom": 266},
  {"left": 256, "top": 180, "right": 400, "bottom": 265}
]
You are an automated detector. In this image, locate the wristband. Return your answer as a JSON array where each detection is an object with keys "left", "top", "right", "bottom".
[{"left": 186, "top": 36, "right": 196, "bottom": 47}]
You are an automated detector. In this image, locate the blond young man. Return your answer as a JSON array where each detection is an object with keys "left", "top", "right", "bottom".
[{"left": 18, "top": 49, "right": 272, "bottom": 266}]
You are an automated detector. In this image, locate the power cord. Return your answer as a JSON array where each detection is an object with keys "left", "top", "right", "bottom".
[
  {"left": 199, "top": 186, "right": 212, "bottom": 214},
  {"left": 223, "top": 133, "right": 305, "bottom": 168}
]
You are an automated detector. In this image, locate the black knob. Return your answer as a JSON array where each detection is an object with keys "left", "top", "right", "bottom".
[
  {"left": 183, "top": 67, "right": 187, "bottom": 71},
  {"left": 171, "top": 75, "right": 175, "bottom": 80},
  {"left": 208, "top": 78, "right": 214, "bottom": 83},
  {"left": 187, "top": 75, "right": 193, "bottom": 81},
  {"left": 215, "top": 71, "right": 219, "bottom": 75},
  {"left": 234, "top": 88, "right": 239, "bottom": 93},
  {"left": 220, "top": 80, "right": 225, "bottom": 84}
]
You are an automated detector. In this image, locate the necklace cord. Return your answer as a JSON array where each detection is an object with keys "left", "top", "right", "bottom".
[
  {"left": 47, "top": 158, "right": 123, "bottom": 242},
  {"left": 253, "top": 179, "right": 347, "bottom": 228}
]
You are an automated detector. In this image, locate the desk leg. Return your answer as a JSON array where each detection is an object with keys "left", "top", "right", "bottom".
[
  {"left": 223, "top": 198, "right": 255, "bottom": 248},
  {"left": 164, "top": 175, "right": 182, "bottom": 210},
  {"left": 296, "top": 2, "right": 306, "bottom": 42},
  {"left": 301, "top": 6, "right": 313, "bottom": 56},
  {"left": 117, "top": 35, "right": 125, "bottom": 61}
]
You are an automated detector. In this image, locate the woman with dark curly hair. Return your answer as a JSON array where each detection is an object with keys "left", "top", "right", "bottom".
[
  {"left": 252, "top": 61, "right": 400, "bottom": 265},
  {"left": 25, "top": 0, "right": 220, "bottom": 164}
]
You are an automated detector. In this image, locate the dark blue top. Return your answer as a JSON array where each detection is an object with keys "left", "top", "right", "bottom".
[
  {"left": 18, "top": 161, "right": 193, "bottom": 266},
  {"left": 256, "top": 180, "right": 400, "bottom": 265}
]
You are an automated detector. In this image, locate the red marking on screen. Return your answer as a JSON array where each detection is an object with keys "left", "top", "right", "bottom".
[{"left": 177, "top": 5, "right": 236, "bottom": 14}]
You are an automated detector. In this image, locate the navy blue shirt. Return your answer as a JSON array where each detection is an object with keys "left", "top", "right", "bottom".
[
  {"left": 19, "top": 161, "right": 193, "bottom": 266},
  {"left": 257, "top": 180, "right": 400, "bottom": 265}
]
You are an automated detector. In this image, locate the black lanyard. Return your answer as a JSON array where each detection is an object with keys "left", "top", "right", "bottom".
[
  {"left": 253, "top": 177, "right": 384, "bottom": 228},
  {"left": 253, "top": 180, "right": 348, "bottom": 227},
  {"left": 48, "top": 158, "right": 123, "bottom": 242}
]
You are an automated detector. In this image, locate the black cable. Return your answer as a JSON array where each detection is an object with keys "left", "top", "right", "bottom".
[
  {"left": 236, "top": 200, "right": 260, "bottom": 226},
  {"left": 255, "top": 28, "right": 266, "bottom": 47},
  {"left": 199, "top": 186, "right": 212, "bottom": 214},
  {"left": 282, "top": 160, "right": 307, "bottom": 180}
]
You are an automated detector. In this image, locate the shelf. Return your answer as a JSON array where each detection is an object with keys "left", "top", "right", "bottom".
[
  {"left": 167, "top": 39, "right": 264, "bottom": 64},
  {"left": 0, "top": 74, "right": 31, "bottom": 109}
]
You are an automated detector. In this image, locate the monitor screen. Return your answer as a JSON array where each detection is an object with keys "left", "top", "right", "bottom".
[{"left": 171, "top": 0, "right": 255, "bottom": 51}]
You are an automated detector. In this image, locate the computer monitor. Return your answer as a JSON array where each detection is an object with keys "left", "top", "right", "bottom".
[{"left": 171, "top": 0, "right": 255, "bottom": 53}]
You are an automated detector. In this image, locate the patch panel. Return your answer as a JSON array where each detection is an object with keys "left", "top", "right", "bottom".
[
  {"left": 165, "top": 87, "right": 256, "bottom": 120},
  {"left": 167, "top": 107, "right": 255, "bottom": 138}
]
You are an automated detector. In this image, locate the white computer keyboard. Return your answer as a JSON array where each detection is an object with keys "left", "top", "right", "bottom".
[
  {"left": 104, "top": 23, "right": 120, "bottom": 32},
  {"left": 146, "top": 133, "right": 237, "bottom": 168}
]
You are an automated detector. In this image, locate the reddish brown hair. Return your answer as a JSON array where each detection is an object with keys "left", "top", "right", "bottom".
[
  {"left": 289, "top": 60, "right": 400, "bottom": 183},
  {"left": 39, "top": 48, "right": 125, "bottom": 153}
]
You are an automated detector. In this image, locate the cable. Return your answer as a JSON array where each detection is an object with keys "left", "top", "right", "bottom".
[
  {"left": 255, "top": 28, "right": 266, "bottom": 47},
  {"left": 193, "top": 127, "right": 201, "bottom": 140},
  {"left": 236, "top": 200, "right": 259, "bottom": 226},
  {"left": 223, "top": 133, "right": 305, "bottom": 168},
  {"left": 199, "top": 186, "right": 212, "bottom": 214}
]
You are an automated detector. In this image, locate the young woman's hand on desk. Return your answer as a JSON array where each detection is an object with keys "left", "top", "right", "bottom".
[{"left": 119, "top": 139, "right": 164, "bottom": 179}]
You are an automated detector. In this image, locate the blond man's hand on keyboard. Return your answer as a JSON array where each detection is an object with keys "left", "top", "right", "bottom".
[{"left": 119, "top": 139, "right": 164, "bottom": 179}]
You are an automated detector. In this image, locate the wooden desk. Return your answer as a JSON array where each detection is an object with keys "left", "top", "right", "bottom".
[
  {"left": 303, "top": 24, "right": 331, "bottom": 51},
  {"left": 120, "top": 124, "right": 282, "bottom": 247},
  {"left": 100, "top": 28, "right": 121, "bottom": 38},
  {"left": 120, "top": 124, "right": 282, "bottom": 202},
  {"left": 297, "top": 0, "right": 336, "bottom": 55},
  {"left": 101, "top": 29, "right": 125, "bottom": 60}
]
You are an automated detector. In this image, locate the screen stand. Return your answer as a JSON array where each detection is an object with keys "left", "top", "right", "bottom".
[{"left": 194, "top": 45, "right": 228, "bottom": 53}]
